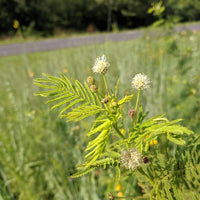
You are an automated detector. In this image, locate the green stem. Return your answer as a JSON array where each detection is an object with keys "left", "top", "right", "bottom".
[
  {"left": 135, "top": 90, "right": 141, "bottom": 114},
  {"left": 113, "top": 123, "right": 125, "bottom": 139},
  {"left": 132, "top": 90, "right": 141, "bottom": 128},
  {"left": 112, "top": 195, "right": 148, "bottom": 199},
  {"left": 137, "top": 168, "right": 154, "bottom": 186},
  {"left": 103, "top": 74, "right": 110, "bottom": 96},
  {"left": 104, "top": 104, "right": 112, "bottom": 115},
  {"left": 97, "top": 91, "right": 104, "bottom": 99}
]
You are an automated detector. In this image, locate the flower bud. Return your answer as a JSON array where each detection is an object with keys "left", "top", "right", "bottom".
[
  {"left": 111, "top": 101, "right": 118, "bottom": 107},
  {"left": 109, "top": 193, "right": 114, "bottom": 200},
  {"left": 128, "top": 109, "right": 135, "bottom": 119},
  {"left": 101, "top": 96, "right": 110, "bottom": 104},
  {"left": 90, "top": 84, "right": 98, "bottom": 93},
  {"left": 87, "top": 76, "right": 95, "bottom": 85},
  {"left": 142, "top": 156, "right": 150, "bottom": 164}
]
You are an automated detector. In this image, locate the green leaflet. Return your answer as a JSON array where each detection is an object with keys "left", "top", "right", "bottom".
[
  {"left": 34, "top": 82, "right": 57, "bottom": 89},
  {"left": 164, "top": 180, "right": 173, "bottom": 200},
  {"left": 101, "top": 149, "right": 121, "bottom": 159},
  {"left": 64, "top": 105, "right": 104, "bottom": 122},
  {"left": 34, "top": 89, "right": 64, "bottom": 97},
  {"left": 89, "top": 115, "right": 107, "bottom": 132},
  {"left": 130, "top": 114, "right": 193, "bottom": 150},
  {"left": 46, "top": 93, "right": 73, "bottom": 104},
  {"left": 87, "top": 158, "right": 115, "bottom": 168},
  {"left": 140, "top": 114, "right": 166, "bottom": 127},
  {"left": 115, "top": 165, "right": 120, "bottom": 185},
  {"left": 88, "top": 119, "right": 112, "bottom": 136},
  {"left": 84, "top": 117, "right": 113, "bottom": 167},
  {"left": 118, "top": 94, "right": 134, "bottom": 105},
  {"left": 85, "top": 128, "right": 111, "bottom": 167},
  {"left": 60, "top": 98, "right": 84, "bottom": 114},
  {"left": 50, "top": 96, "right": 79, "bottom": 110},
  {"left": 137, "top": 168, "right": 154, "bottom": 186},
  {"left": 86, "top": 129, "right": 110, "bottom": 151},
  {"left": 84, "top": 82, "right": 96, "bottom": 105},
  {"left": 34, "top": 73, "right": 103, "bottom": 121},
  {"left": 75, "top": 80, "right": 86, "bottom": 99},
  {"left": 167, "top": 133, "right": 186, "bottom": 145},
  {"left": 72, "top": 158, "right": 116, "bottom": 178},
  {"left": 172, "top": 185, "right": 184, "bottom": 200},
  {"left": 70, "top": 167, "right": 97, "bottom": 178}
]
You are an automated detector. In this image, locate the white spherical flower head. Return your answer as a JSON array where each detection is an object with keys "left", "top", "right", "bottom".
[
  {"left": 120, "top": 148, "right": 142, "bottom": 171},
  {"left": 92, "top": 55, "right": 110, "bottom": 74},
  {"left": 132, "top": 73, "right": 151, "bottom": 90}
]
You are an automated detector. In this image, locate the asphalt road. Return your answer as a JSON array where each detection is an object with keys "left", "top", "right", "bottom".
[{"left": 0, "top": 23, "right": 200, "bottom": 57}]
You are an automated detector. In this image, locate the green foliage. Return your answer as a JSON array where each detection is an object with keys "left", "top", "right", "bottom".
[
  {"left": 129, "top": 114, "right": 193, "bottom": 152},
  {"left": 0, "top": 0, "right": 16, "bottom": 33},
  {"left": 1, "top": 29, "right": 200, "bottom": 199},
  {"left": 135, "top": 137, "right": 200, "bottom": 200},
  {"left": 148, "top": 1, "right": 165, "bottom": 17},
  {"left": 35, "top": 50, "right": 198, "bottom": 199},
  {"left": 166, "top": 0, "right": 200, "bottom": 21},
  {"left": 2, "top": 0, "right": 200, "bottom": 36},
  {"left": 34, "top": 73, "right": 104, "bottom": 120},
  {"left": 34, "top": 72, "right": 129, "bottom": 172}
]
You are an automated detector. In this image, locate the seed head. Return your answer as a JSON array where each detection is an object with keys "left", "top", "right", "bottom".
[
  {"left": 132, "top": 73, "right": 151, "bottom": 90},
  {"left": 92, "top": 55, "right": 110, "bottom": 74},
  {"left": 120, "top": 148, "right": 142, "bottom": 171}
]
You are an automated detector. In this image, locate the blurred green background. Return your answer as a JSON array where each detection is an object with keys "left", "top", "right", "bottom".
[
  {"left": 1, "top": 0, "right": 200, "bottom": 38},
  {"left": 0, "top": 0, "right": 200, "bottom": 199}
]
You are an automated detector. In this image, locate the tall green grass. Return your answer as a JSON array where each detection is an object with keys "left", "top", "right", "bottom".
[{"left": 0, "top": 30, "right": 199, "bottom": 199}]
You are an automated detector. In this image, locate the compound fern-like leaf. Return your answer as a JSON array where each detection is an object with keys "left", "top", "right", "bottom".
[{"left": 34, "top": 73, "right": 104, "bottom": 121}]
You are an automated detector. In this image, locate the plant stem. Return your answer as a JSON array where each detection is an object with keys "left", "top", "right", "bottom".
[
  {"left": 135, "top": 90, "right": 141, "bottom": 114},
  {"left": 103, "top": 74, "right": 110, "bottom": 96},
  {"left": 112, "top": 195, "right": 148, "bottom": 199},
  {"left": 104, "top": 104, "right": 112, "bottom": 115},
  {"left": 132, "top": 90, "right": 141, "bottom": 128},
  {"left": 113, "top": 123, "right": 126, "bottom": 139}
]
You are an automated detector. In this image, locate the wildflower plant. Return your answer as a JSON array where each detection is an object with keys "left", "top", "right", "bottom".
[{"left": 34, "top": 55, "right": 200, "bottom": 199}]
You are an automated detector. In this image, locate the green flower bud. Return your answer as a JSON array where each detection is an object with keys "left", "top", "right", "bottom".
[
  {"left": 87, "top": 76, "right": 95, "bottom": 85},
  {"left": 90, "top": 84, "right": 98, "bottom": 93},
  {"left": 111, "top": 101, "right": 118, "bottom": 107}
]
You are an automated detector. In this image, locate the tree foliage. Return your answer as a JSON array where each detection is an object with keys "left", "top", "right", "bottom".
[{"left": 1, "top": 0, "right": 200, "bottom": 36}]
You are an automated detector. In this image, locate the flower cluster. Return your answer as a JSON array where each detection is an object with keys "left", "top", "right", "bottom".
[
  {"left": 132, "top": 73, "right": 151, "bottom": 90},
  {"left": 92, "top": 55, "right": 110, "bottom": 74},
  {"left": 13, "top": 20, "right": 19, "bottom": 29},
  {"left": 120, "top": 148, "right": 142, "bottom": 171}
]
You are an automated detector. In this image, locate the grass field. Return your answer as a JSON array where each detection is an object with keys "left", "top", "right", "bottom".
[{"left": 0, "top": 29, "right": 200, "bottom": 199}]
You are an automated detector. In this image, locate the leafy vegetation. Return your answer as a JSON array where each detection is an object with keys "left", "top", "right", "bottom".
[
  {"left": 34, "top": 52, "right": 198, "bottom": 199},
  {"left": 1, "top": 0, "right": 200, "bottom": 36},
  {"left": 0, "top": 29, "right": 199, "bottom": 199}
]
